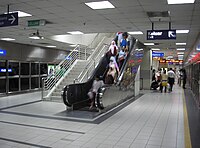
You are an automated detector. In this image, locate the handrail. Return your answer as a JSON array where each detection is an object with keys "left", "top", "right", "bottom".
[
  {"left": 42, "top": 45, "right": 81, "bottom": 99},
  {"left": 75, "top": 44, "right": 109, "bottom": 83}
]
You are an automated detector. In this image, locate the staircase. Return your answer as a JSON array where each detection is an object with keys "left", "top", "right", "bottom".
[
  {"left": 41, "top": 33, "right": 114, "bottom": 102},
  {"left": 50, "top": 60, "right": 87, "bottom": 101}
]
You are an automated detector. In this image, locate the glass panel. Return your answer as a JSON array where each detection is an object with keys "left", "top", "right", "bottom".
[
  {"left": 8, "top": 62, "right": 19, "bottom": 76},
  {"left": 0, "top": 79, "right": 6, "bottom": 93},
  {"left": 0, "top": 60, "right": 6, "bottom": 77},
  {"left": 21, "top": 63, "right": 29, "bottom": 75},
  {"left": 21, "top": 78, "right": 29, "bottom": 90},
  {"left": 9, "top": 78, "right": 19, "bottom": 92},
  {"left": 31, "top": 77, "right": 39, "bottom": 89},
  {"left": 40, "top": 63, "right": 47, "bottom": 75},
  {"left": 31, "top": 63, "right": 39, "bottom": 75}
]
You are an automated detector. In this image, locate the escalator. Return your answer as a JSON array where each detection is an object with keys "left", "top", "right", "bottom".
[{"left": 62, "top": 36, "right": 144, "bottom": 112}]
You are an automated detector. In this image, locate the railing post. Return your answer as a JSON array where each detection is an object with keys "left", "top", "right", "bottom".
[
  {"left": 85, "top": 48, "right": 87, "bottom": 60},
  {"left": 78, "top": 45, "right": 81, "bottom": 59}
]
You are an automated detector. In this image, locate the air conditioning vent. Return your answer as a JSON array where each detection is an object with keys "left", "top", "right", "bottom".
[{"left": 147, "top": 11, "right": 170, "bottom": 18}]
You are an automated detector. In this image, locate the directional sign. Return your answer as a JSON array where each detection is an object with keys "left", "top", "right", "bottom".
[
  {"left": 147, "top": 30, "right": 176, "bottom": 40},
  {"left": 152, "top": 52, "right": 164, "bottom": 57},
  {"left": 0, "top": 12, "right": 18, "bottom": 27}
]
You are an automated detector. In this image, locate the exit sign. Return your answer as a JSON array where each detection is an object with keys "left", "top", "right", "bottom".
[{"left": 28, "top": 19, "right": 46, "bottom": 27}]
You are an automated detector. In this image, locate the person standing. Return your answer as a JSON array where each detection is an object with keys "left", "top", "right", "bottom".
[
  {"left": 88, "top": 75, "right": 104, "bottom": 109},
  {"left": 167, "top": 68, "right": 176, "bottom": 92},
  {"left": 182, "top": 68, "right": 187, "bottom": 89}
]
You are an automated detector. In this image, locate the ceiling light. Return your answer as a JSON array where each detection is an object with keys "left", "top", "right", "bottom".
[
  {"left": 29, "top": 36, "right": 41, "bottom": 40},
  {"left": 128, "top": 31, "right": 143, "bottom": 35},
  {"left": 0, "top": 38, "right": 15, "bottom": 41},
  {"left": 167, "top": 0, "right": 195, "bottom": 4},
  {"left": 5, "top": 11, "right": 32, "bottom": 17},
  {"left": 177, "top": 48, "right": 186, "bottom": 51},
  {"left": 144, "top": 43, "right": 155, "bottom": 45},
  {"left": 69, "top": 44, "right": 77, "bottom": 47},
  {"left": 177, "top": 52, "right": 184, "bottom": 54},
  {"left": 176, "top": 30, "right": 189, "bottom": 33},
  {"left": 85, "top": 1, "right": 115, "bottom": 10},
  {"left": 152, "top": 48, "right": 160, "bottom": 51},
  {"left": 176, "top": 43, "right": 186, "bottom": 45},
  {"left": 67, "top": 31, "right": 84, "bottom": 35},
  {"left": 46, "top": 45, "right": 56, "bottom": 48}
]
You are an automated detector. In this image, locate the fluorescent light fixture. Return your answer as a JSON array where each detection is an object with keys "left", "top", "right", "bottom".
[
  {"left": 176, "top": 43, "right": 186, "bottom": 45},
  {"left": 46, "top": 45, "right": 56, "bottom": 48},
  {"left": 176, "top": 30, "right": 189, "bottom": 33},
  {"left": 144, "top": 43, "right": 155, "bottom": 46},
  {"left": 177, "top": 52, "right": 184, "bottom": 54},
  {"left": 0, "top": 38, "right": 15, "bottom": 41},
  {"left": 151, "top": 48, "right": 160, "bottom": 51},
  {"left": 5, "top": 11, "right": 32, "bottom": 17},
  {"left": 67, "top": 31, "right": 84, "bottom": 35},
  {"left": 167, "top": 0, "right": 195, "bottom": 4},
  {"left": 136, "top": 48, "right": 143, "bottom": 51},
  {"left": 85, "top": 1, "right": 115, "bottom": 10},
  {"left": 128, "top": 31, "right": 143, "bottom": 35},
  {"left": 69, "top": 44, "right": 77, "bottom": 47},
  {"left": 177, "top": 48, "right": 186, "bottom": 51},
  {"left": 29, "top": 36, "right": 44, "bottom": 40}
]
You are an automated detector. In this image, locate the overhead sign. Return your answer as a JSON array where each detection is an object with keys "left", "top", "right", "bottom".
[
  {"left": 147, "top": 30, "right": 176, "bottom": 40},
  {"left": 0, "top": 12, "right": 18, "bottom": 27},
  {"left": 0, "top": 49, "right": 6, "bottom": 56},
  {"left": 152, "top": 52, "right": 164, "bottom": 57},
  {"left": 28, "top": 19, "right": 46, "bottom": 27}
]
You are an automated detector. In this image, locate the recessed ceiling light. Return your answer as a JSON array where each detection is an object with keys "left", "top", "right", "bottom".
[
  {"left": 85, "top": 1, "right": 115, "bottom": 10},
  {"left": 176, "top": 43, "right": 186, "bottom": 45},
  {"left": 177, "top": 48, "right": 186, "bottom": 51},
  {"left": 5, "top": 11, "right": 32, "bottom": 17},
  {"left": 46, "top": 45, "right": 56, "bottom": 48},
  {"left": 0, "top": 38, "right": 15, "bottom": 41},
  {"left": 144, "top": 43, "right": 155, "bottom": 45},
  {"left": 152, "top": 48, "right": 160, "bottom": 51},
  {"left": 176, "top": 30, "right": 189, "bottom": 33},
  {"left": 177, "top": 52, "right": 184, "bottom": 54},
  {"left": 67, "top": 31, "right": 84, "bottom": 35},
  {"left": 167, "top": 0, "right": 195, "bottom": 4},
  {"left": 69, "top": 44, "right": 77, "bottom": 47},
  {"left": 128, "top": 31, "right": 143, "bottom": 35}
]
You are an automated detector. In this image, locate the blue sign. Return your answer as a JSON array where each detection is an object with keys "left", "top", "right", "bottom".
[
  {"left": 0, "top": 12, "right": 18, "bottom": 27},
  {"left": 0, "top": 49, "right": 6, "bottom": 55},
  {"left": 147, "top": 30, "right": 176, "bottom": 40},
  {"left": 152, "top": 52, "right": 164, "bottom": 57},
  {"left": 0, "top": 68, "right": 12, "bottom": 72},
  {"left": 135, "top": 53, "right": 143, "bottom": 58}
]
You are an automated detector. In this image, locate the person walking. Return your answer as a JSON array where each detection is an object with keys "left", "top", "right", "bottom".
[
  {"left": 167, "top": 68, "right": 176, "bottom": 92},
  {"left": 160, "top": 70, "right": 168, "bottom": 93}
]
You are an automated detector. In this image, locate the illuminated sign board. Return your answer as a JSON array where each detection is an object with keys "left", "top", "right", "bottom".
[
  {"left": 152, "top": 52, "right": 164, "bottom": 57},
  {"left": 147, "top": 30, "right": 176, "bottom": 40},
  {"left": 0, "top": 68, "right": 12, "bottom": 72},
  {"left": 0, "top": 49, "right": 6, "bottom": 56}
]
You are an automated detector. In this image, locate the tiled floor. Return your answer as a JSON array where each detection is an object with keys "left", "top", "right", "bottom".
[{"left": 0, "top": 85, "right": 185, "bottom": 148}]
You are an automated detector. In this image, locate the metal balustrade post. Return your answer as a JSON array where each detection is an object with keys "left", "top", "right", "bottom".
[{"left": 85, "top": 48, "right": 87, "bottom": 60}]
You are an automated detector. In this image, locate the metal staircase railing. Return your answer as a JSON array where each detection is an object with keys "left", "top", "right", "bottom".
[
  {"left": 74, "top": 43, "right": 109, "bottom": 83},
  {"left": 42, "top": 45, "right": 81, "bottom": 99}
]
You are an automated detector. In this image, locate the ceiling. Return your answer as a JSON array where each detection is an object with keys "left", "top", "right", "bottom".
[{"left": 0, "top": 0, "right": 200, "bottom": 62}]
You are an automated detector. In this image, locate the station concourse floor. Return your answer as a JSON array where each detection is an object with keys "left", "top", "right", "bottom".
[{"left": 0, "top": 84, "right": 197, "bottom": 148}]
